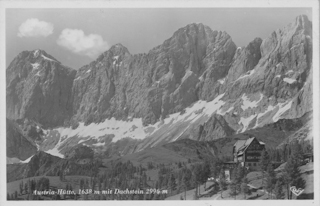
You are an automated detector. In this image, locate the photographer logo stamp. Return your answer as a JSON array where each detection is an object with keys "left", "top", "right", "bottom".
[{"left": 290, "top": 186, "right": 304, "bottom": 196}]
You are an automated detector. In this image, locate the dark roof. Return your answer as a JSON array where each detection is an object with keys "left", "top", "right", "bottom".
[
  {"left": 234, "top": 140, "right": 247, "bottom": 151},
  {"left": 234, "top": 137, "right": 265, "bottom": 155}
]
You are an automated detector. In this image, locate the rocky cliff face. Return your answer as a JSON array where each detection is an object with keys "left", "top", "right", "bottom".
[
  {"left": 6, "top": 119, "right": 37, "bottom": 161},
  {"left": 70, "top": 23, "right": 236, "bottom": 126},
  {"left": 222, "top": 15, "right": 311, "bottom": 101},
  {"left": 198, "top": 114, "right": 236, "bottom": 141},
  {"left": 6, "top": 15, "right": 313, "bottom": 160},
  {"left": 6, "top": 50, "right": 76, "bottom": 128},
  {"left": 216, "top": 14, "right": 312, "bottom": 133}
]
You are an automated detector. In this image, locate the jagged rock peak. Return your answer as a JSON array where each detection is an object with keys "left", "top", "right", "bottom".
[
  {"left": 6, "top": 48, "right": 76, "bottom": 128},
  {"left": 295, "top": 15, "right": 311, "bottom": 27},
  {"left": 176, "top": 22, "right": 207, "bottom": 32},
  {"left": 247, "top": 38, "right": 263, "bottom": 51},
  {"left": 109, "top": 43, "right": 130, "bottom": 55},
  {"left": 95, "top": 43, "right": 130, "bottom": 62},
  {"left": 234, "top": 37, "right": 262, "bottom": 59},
  {"left": 184, "top": 22, "right": 208, "bottom": 31},
  {"left": 14, "top": 49, "right": 61, "bottom": 64},
  {"left": 173, "top": 22, "right": 233, "bottom": 40},
  {"left": 286, "top": 14, "right": 312, "bottom": 36},
  {"left": 222, "top": 37, "right": 262, "bottom": 86}
]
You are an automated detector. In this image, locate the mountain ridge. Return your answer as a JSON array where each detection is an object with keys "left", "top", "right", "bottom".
[{"left": 6, "top": 14, "right": 313, "bottom": 161}]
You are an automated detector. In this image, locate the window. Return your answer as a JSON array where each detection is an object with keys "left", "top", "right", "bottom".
[
  {"left": 253, "top": 163, "right": 256, "bottom": 166},
  {"left": 248, "top": 163, "right": 251, "bottom": 166}
]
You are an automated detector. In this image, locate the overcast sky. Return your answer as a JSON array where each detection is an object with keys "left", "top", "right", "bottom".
[{"left": 6, "top": 8, "right": 312, "bottom": 69}]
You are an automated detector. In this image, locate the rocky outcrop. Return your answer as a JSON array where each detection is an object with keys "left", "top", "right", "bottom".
[
  {"left": 24, "top": 151, "right": 62, "bottom": 177},
  {"left": 6, "top": 50, "right": 76, "bottom": 128},
  {"left": 277, "top": 112, "right": 313, "bottom": 147},
  {"left": 7, "top": 151, "right": 63, "bottom": 181},
  {"left": 221, "top": 37, "right": 262, "bottom": 88},
  {"left": 198, "top": 114, "right": 235, "bottom": 141},
  {"left": 6, "top": 119, "right": 37, "bottom": 161}
]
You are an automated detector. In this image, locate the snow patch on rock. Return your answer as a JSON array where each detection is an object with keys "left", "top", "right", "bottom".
[
  {"left": 20, "top": 155, "right": 34, "bottom": 163},
  {"left": 218, "top": 78, "right": 225, "bottom": 84},
  {"left": 7, "top": 157, "right": 23, "bottom": 164},
  {"left": 285, "top": 70, "right": 294, "bottom": 74},
  {"left": 253, "top": 105, "right": 276, "bottom": 129},
  {"left": 217, "top": 106, "right": 234, "bottom": 115},
  {"left": 31, "top": 63, "right": 40, "bottom": 70},
  {"left": 92, "top": 142, "right": 105, "bottom": 147},
  {"left": 113, "top": 56, "right": 120, "bottom": 66},
  {"left": 41, "top": 54, "right": 56, "bottom": 62},
  {"left": 238, "top": 114, "right": 257, "bottom": 133},
  {"left": 35, "top": 71, "right": 41, "bottom": 76},
  {"left": 74, "top": 76, "right": 81, "bottom": 81},
  {"left": 273, "top": 100, "right": 293, "bottom": 122},
  {"left": 241, "top": 93, "right": 263, "bottom": 111},
  {"left": 78, "top": 139, "right": 88, "bottom": 144},
  {"left": 236, "top": 69, "right": 255, "bottom": 81},
  {"left": 181, "top": 70, "right": 193, "bottom": 82},
  {"left": 283, "top": 78, "right": 296, "bottom": 84},
  {"left": 34, "top": 50, "right": 40, "bottom": 58},
  {"left": 45, "top": 147, "right": 65, "bottom": 158}
]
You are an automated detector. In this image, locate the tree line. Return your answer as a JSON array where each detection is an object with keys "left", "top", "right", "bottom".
[
  {"left": 260, "top": 139, "right": 308, "bottom": 199},
  {"left": 8, "top": 177, "right": 50, "bottom": 200}
]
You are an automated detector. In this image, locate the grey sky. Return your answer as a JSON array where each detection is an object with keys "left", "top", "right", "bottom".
[{"left": 6, "top": 8, "right": 312, "bottom": 69}]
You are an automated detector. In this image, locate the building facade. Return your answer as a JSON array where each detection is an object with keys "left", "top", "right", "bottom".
[{"left": 233, "top": 137, "right": 265, "bottom": 170}]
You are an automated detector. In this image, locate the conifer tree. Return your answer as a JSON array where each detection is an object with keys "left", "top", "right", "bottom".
[
  {"left": 193, "top": 186, "right": 198, "bottom": 200},
  {"left": 193, "top": 164, "right": 203, "bottom": 196},
  {"left": 230, "top": 166, "right": 237, "bottom": 183},
  {"left": 19, "top": 181, "right": 23, "bottom": 195},
  {"left": 182, "top": 169, "right": 191, "bottom": 200},
  {"left": 283, "top": 156, "right": 306, "bottom": 199},
  {"left": 230, "top": 165, "right": 242, "bottom": 196},
  {"left": 290, "top": 140, "right": 304, "bottom": 165},
  {"left": 259, "top": 150, "right": 270, "bottom": 191},
  {"left": 59, "top": 169, "right": 64, "bottom": 181},
  {"left": 218, "top": 169, "right": 227, "bottom": 198},
  {"left": 274, "top": 179, "right": 285, "bottom": 199},
  {"left": 24, "top": 182, "right": 28, "bottom": 194},
  {"left": 80, "top": 179, "right": 84, "bottom": 190},
  {"left": 229, "top": 182, "right": 237, "bottom": 199},
  {"left": 168, "top": 173, "right": 177, "bottom": 194},
  {"left": 202, "top": 162, "right": 211, "bottom": 188},
  {"left": 235, "top": 164, "right": 245, "bottom": 184},
  {"left": 241, "top": 177, "right": 250, "bottom": 199},
  {"left": 210, "top": 159, "right": 218, "bottom": 179},
  {"left": 265, "top": 163, "right": 276, "bottom": 199}
]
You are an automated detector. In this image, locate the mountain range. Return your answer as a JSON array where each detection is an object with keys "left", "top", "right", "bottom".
[{"left": 6, "top": 15, "right": 313, "bottom": 165}]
